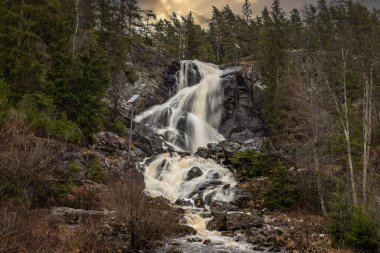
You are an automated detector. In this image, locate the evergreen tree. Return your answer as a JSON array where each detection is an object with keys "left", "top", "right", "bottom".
[{"left": 242, "top": 0, "right": 253, "bottom": 23}]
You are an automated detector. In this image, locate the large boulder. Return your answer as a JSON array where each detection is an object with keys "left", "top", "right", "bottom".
[
  {"left": 94, "top": 132, "right": 127, "bottom": 155},
  {"left": 186, "top": 167, "right": 203, "bottom": 181},
  {"left": 226, "top": 211, "right": 263, "bottom": 230},
  {"left": 206, "top": 201, "right": 239, "bottom": 231}
]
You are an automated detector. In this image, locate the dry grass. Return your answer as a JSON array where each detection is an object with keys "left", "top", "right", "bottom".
[
  {"left": 101, "top": 181, "right": 194, "bottom": 251},
  {"left": 0, "top": 203, "right": 62, "bottom": 253},
  {"left": 0, "top": 110, "right": 66, "bottom": 206}
]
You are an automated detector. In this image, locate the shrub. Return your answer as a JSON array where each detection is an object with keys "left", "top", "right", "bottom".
[
  {"left": 0, "top": 77, "right": 10, "bottom": 120},
  {"left": 103, "top": 181, "right": 195, "bottom": 251},
  {"left": 261, "top": 161, "right": 298, "bottom": 210},
  {"left": 88, "top": 161, "right": 106, "bottom": 183},
  {"left": 328, "top": 194, "right": 379, "bottom": 252},
  {"left": 0, "top": 203, "right": 62, "bottom": 252},
  {"left": 69, "top": 161, "right": 81, "bottom": 173},
  {"left": 109, "top": 119, "right": 128, "bottom": 137},
  {"left": 0, "top": 110, "right": 66, "bottom": 207},
  {"left": 230, "top": 150, "right": 270, "bottom": 178},
  {"left": 53, "top": 177, "right": 74, "bottom": 197},
  {"left": 19, "top": 94, "right": 82, "bottom": 143},
  {"left": 126, "top": 66, "right": 138, "bottom": 83}
]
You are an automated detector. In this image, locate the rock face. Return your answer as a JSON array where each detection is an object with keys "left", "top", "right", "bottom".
[
  {"left": 110, "top": 43, "right": 179, "bottom": 117},
  {"left": 195, "top": 137, "right": 269, "bottom": 160},
  {"left": 219, "top": 64, "right": 265, "bottom": 138}
]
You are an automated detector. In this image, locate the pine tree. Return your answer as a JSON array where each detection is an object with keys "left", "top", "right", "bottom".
[{"left": 242, "top": 0, "right": 253, "bottom": 23}]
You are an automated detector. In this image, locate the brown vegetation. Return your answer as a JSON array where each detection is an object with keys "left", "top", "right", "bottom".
[{"left": 0, "top": 110, "right": 66, "bottom": 207}]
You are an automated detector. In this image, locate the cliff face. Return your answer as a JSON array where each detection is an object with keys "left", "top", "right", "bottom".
[
  {"left": 219, "top": 64, "right": 265, "bottom": 139},
  {"left": 115, "top": 54, "right": 266, "bottom": 141}
]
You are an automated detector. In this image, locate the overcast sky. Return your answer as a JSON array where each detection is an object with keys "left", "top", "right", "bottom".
[{"left": 138, "top": 0, "right": 380, "bottom": 27}]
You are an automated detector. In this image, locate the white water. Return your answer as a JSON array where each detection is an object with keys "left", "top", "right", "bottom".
[
  {"left": 136, "top": 61, "right": 259, "bottom": 252},
  {"left": 135, "top": 60, "right": 225, "bottom": 153}
]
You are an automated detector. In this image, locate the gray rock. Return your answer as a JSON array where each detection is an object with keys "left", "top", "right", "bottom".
[
  {"left": 186, "top": 167, "right": 203, "bottom": 181},
  {"left": 187, "top": 237, "right": 202, "bottom": 243},
  {"left": 226, "top": 211, "right": 263, "bottom": 230}
]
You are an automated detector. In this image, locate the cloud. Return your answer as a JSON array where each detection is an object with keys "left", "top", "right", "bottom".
[{"left": 138, "top": 0, "right": 380, "bottom": 27}]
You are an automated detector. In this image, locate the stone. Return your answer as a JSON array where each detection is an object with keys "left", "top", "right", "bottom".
[
  {"left": 187, "top": 237, "right": 202, "bottom": 243},
  {"left": 166, "top": 246, "right": 183, "bottom": 253},
  {"left": 206, "top": 201, "right": 239, "bottom": 231},
  {"left": 186, "top": 167, "right": 203, "bottom": 181},
  {"left": 203, "top": 239, "right": 211, "bottom": 245},
  {"left": 229, "top": 130, "right": 254, "bottom": 143},
  {"left": 194, "top": 197, "right": 205, "bottom": 208},
  {"left": 175, "top": 199, "right": 193, "bottom": 207},
  {"left": 226, "top": 211, "right": 263, "bottom": 230},
  {"left": 195, "top": 147, "right": 209, "bottom": 159}
]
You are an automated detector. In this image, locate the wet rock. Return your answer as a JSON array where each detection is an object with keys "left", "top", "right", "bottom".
[
  {"left": 187, "top": 237, "right": 202, "bottom": 243},
  {"left": 175, "top": 199, "right": 193, "bottom": 207},
  {"left": 166, "top": 246, "right": 183, "bottom": 253},
  {"left": 226, "top": 211, "right": 263, "bottom": 230},
  {"left": 183, "top": 61, "right": 202, "bottom": 87},
  {"left": 196, "top": 147, "right": 209, "bottom": 159},
  {"left": 252, "top": 246, "right": 266, "bottom": 251},
  {"left": 221, "top": 231, "right": 235, "bottom": 237},
  {"left": 203, "top": 239, "right": 211, "bottom": 245},
  {"left": 194, "top": 197, "right": 205, "bottom": 208},
  {"left": 206, "top": 201, "right": 239, "bottom": 231},
  {"left": 186, "top": 167, "right": 203, "bottom": 181}
]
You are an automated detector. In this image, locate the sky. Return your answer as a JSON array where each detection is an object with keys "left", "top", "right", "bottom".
[{"left": 138, "top": 0, "right": 380, "bottom": 27}]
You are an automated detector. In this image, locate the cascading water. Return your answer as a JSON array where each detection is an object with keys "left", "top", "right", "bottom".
[
  {"left": 136, "top": 61, "right": 256, "bottom": 252},
  {"left": 135, "top": 60, "right": 225, "bottom": 153}
]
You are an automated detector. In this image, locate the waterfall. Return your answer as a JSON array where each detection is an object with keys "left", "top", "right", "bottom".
[
  {"left": 136, "top": 61, "right": 255, "bottom": 252},
  {"left": 136, "top": 60, "right": 236, "bottom": 209},
  {"left": 135, "top": 60, "right": 225, "bottom": 153}
]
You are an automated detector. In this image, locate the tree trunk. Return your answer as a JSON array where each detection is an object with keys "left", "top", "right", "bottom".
[
  {"left": 72, "top": 0, "right": 80, "bottom": 60},
  {"left": 341, "top": 48, "right": 358, "bottom": 205},
  {"left": 313, "top": 120, "right": 327, "bottom": 215},
  {"left": 362, "top": 62, "right": 373, "bottom": 205}
]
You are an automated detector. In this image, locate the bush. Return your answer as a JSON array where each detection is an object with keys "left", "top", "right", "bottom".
[
  {"left": 53, "top": 177, "right": 74, "bottom": 197},
  {"left": 109, "top": 119, "right": 128, "bottom": 137},
  {"left": 328, "top": 194, "right": 379, "bottom": 252},
  {"left": 88, "top": 161, "right": 106, "bottom": 183},
  {"left": 69, "top": 161, "right": 81, "bottom": 173},
  {"left": 0, "top": 76, "right": 10, "bottom": 120},
  {"left": 261, "top": 161, "right": 298, "bottom": 210},
  {"left": 103, "top": 181, "right": 195, "bottom": 251},
  {"left": 0, "top": 110, "right": 66, "bottom": 207},
  {"left": 19, "top": 94, "right": 82, "bottom": 143},
  {"left": 0, "top": 203, "right": 62, "bottom": 252},
  {"left": 126, "top": 66, "right": 138, "bottom": 83},
  {"left": 230, "top": 150, "right": 270, "bottom": 178}
]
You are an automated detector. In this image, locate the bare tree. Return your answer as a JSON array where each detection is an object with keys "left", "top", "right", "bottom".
[
  {"left": 361, "top": 55, "right": 375, "bottom": 204},
  {"left": 324, "top": 48, "right": 358, "bottom": 205}
]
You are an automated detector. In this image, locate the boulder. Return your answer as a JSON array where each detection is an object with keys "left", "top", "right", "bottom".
[
  {"left": 206, "top": 201, "right": 239, "bottom": 231},
  {"left": 186, "top": 167, "right": 203, "bottom": 181},
  {"left": 226, "top": 211, "right": 263, "bottom": 230},
  {"left": 51, "top": 207, "right": 114, "bottom": 225},
  {"left": 94, "top": 132, "right": 127, "bottom": 155}
]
